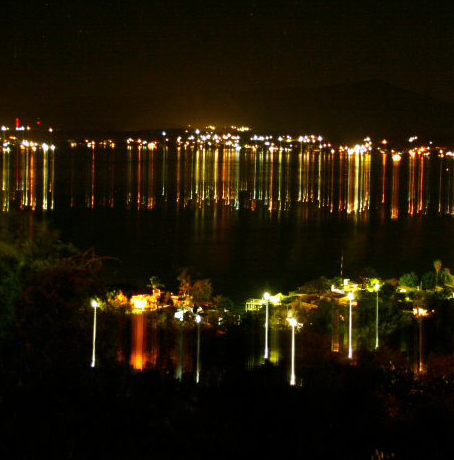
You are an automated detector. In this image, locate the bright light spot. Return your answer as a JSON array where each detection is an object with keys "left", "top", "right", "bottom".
[{"left": 288, "top": 317, "right": 297, "bottom": 327}]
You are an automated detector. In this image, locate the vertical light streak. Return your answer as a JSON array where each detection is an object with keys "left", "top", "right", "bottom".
[
  {"left": 90, "top": 147, "right": 95, "bottom": 209},
  {"left": 137, "top": 146, "right": 142, "bottom": 209},
  {"left": 42, "top": 149, "right": 48, "bottom": 210},
  {"left": 391, "top": 155, "right": 401, "bottom": 219},
  {"left": 408, "top": 152, "right": 416, "bottom": 215}
]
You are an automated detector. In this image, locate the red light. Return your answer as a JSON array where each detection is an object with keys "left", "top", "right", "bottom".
[
  {"left": 37, "top": 120, "right": 41, "bottom": 126},
  {"left": 15, "top": 118, "right": 19, "bottom": 128}
]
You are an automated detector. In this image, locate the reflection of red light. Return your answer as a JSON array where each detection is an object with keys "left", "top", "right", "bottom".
[{"left": 15, "top": 117, "right": 19, "bottom": 128}]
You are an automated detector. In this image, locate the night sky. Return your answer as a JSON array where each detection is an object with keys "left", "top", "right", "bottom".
[{"left": 1, "top": 0, "right": 453, "bottom": 130}]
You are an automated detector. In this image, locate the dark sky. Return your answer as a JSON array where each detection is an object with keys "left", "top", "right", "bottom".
[{"left": 1, "top": 0, "right": 454, "bottom": 130}]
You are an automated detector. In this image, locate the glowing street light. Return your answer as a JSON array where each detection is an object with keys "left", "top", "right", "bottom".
[
  {"left": 263, "top": 292, "right": 270, "bottom": 360},
  {"left": 347, "top": 292, "right": 354, "bottom": 359},
  {"left": 175, "top": 309, "right": 184, "bottom": 380},
  {"left": 413, "top": 306, "right": 429, "bottom": 373},
  {"left": 90, "top": 299, "right": 98, "bottom": 368},
  {"left": 374, "top": 283, "right": 380, "bottom": 349},
  {"left": 288, "top": 317, "right": 297, "bottom": 385},
  {"left": 195, "top": 314, "right": 201, "bottom": 383}
]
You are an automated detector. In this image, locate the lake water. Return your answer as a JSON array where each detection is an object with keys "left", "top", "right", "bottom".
[{"left": 2, "top": 143, "right": 454, "bottom": 302}]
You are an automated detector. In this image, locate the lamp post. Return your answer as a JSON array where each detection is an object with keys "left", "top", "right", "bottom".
[
  {"left": 347, "top": 292, "right": 354, "bottom": 359},
  {"left": 374, "top": 283, "right": 380, "bottom": 349},
  {"left": 413, "top": 306, "right": 429, "bottom": 374},
  {"left": 263, "top": 292, "right": 270, "bottom": 360},
  {"left": 91, "top": 299, "right": 98, "bottom": 368},
  {"left": 195, "top": 314, "right": 201, "bottom": 383},
  {"left": 288, "top": 317, "right": 297, "bottom": 385},
  {"left": 174, "top": 309, "right": 184, "bottom": 380}
]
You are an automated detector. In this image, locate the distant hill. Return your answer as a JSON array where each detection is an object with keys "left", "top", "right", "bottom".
[
  {"left": 188, "top": 80, "right": 454, "bottom": 143},
  {"left": 54, "top": 80, "right": 454, "bottom": 144}
]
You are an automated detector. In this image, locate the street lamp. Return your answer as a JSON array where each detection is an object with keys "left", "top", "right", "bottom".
[
  {"left": 263, "top": 292, "right": 270, "bottom": 360},
  {"left": 374, "top": 283, "right": 380, "bottom": 349},
  {"left": 413, "top": 306, "right": 429, "bottom": 373},
  {"left": 174, "top": 309, "right": 184, "bottom": 380},
  {"left": 195, "top": 314, "right": 201, "bottom": 383},
  {"left": 347, "top": 292, "right": 354, "bottom": 359},
  {"left": 288, "top": 317, "right": 297, "bottom": 386},
  {"left": 90, "top": 299, "right": 98, "bottom": 368}
]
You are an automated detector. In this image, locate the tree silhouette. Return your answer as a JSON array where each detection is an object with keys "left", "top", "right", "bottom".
[{"left": 434, "top": 260, "right": 442, "bottom": 286}]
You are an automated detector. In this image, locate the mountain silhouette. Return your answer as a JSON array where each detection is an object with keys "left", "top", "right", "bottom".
[{"left": 188, "top": 80, "right": 454, "bottom": 143}]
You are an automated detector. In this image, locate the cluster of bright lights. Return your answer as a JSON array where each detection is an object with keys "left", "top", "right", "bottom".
[
  {"left": 126, "top": 138, "right": 158, "bottom": 148},
  {"left": 79, "top": 139, "right": 116, "bottom": 149},
  {"left": 176, "top": 130, "right": 242, "bottom": 149},
  {"left": 413, "top": 307, "right": 430, "bottom": 317},
  {"left": 231, "top": 125, "right": 250, "bottom": 132}
]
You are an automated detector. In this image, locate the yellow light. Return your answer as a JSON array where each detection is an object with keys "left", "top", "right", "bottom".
[{"left": 131, "top": 295, "right": 147, "bottom": 310}]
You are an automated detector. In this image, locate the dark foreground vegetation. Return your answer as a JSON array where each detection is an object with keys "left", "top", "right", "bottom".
[
  {"left": 2, "top": 358, "right": 454, "bottom": 460},
  {"left": 2, "top": 213, "right": 454, "bottom": 459}
]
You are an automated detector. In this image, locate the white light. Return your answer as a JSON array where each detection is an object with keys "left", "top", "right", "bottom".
[
  {"left": 91, "top": 299, "right": 98, "bottom": 308},
  {"left": 288, "top": 317, "right": 297, "bottom": 327},
  {"left": 347, "top": 292, "right": 354, "bottom": 301},
  {"left": 263, "top": 292, "right": 270, "bottom": 300},
  {"left": 174, "top": 310, "right": 184, "bottom": 321},
  {"left": 195, "top": 314, "right": 201, "bottom": 324}
]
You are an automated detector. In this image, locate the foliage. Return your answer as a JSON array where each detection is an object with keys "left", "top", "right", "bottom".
[
  {"left": 354, "top": 290, "right": 411, "bottom": 351},
  {"left": 439, "top": 267, "right": 453, "bottom": 286},
  {"left": 434, "top": 259, "right": 442, "bottom": 286},
  {"left": 192, "top": 279, "right": 213, "bottom": 302},
  {"left": 366, "top": 277, "right": 381, "bottom": 290},
  {"left": 0, "top": 214, "right": 118, "bottom": 378},
  {"left": 147, "top": 276, "right": 164, "bottom": 291},
  {"left": 213, "top": 295, "right": 236, "bottom": 313},
  {"left": 422, "top": 272, "right": 435, "bottom": 290},
  {"left": 331, "top": 276, "right": 343, "bottom": 288},
  {"left": 399, "top": 272, "right": 419, "bottom": 288},
  {"left": 307, "top": 299, "right": 333, "bottom": 333},
  {"left": 298, "top": 276, "right": 331, "bottom": 294},
  {"left": 380, "top": 282, "right": 396, "bottom": 301}
]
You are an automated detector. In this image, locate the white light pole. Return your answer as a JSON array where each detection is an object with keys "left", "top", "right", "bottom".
[
  {"left": 374, "top": 283, "right": 380, "bottom": 349},
  {"left": 91, "top": 299, "right": 98, "bottom": 368},
  {"left": 195, "top": 314, "right": 201, "bottom": 383},
  {"left": 263, "top": 292, "right": 270, "bottom": 360},
  {"left": 347, "top": 292, "right": 354, "bottom": 359},
  {"left": 174, "top": 309, "right": 184, "bottom": 380},
  {"left": 288, "top": 317, "right": 297, "bottom": 385}
]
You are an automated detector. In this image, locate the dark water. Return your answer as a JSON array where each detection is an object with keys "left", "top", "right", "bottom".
[{"left": 2, "top": 143, "right": 454, "bottom": 301}]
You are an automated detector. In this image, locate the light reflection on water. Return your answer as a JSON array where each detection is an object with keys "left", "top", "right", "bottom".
[
  {"left": 128, "top": 309, "right": 416, "bottom": 383},
  {"left": 2, "top": 143, "right": 454, "bottom": 303},
  {"left": 2, "top": 144, "right": 454, "bottom": 216}
]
